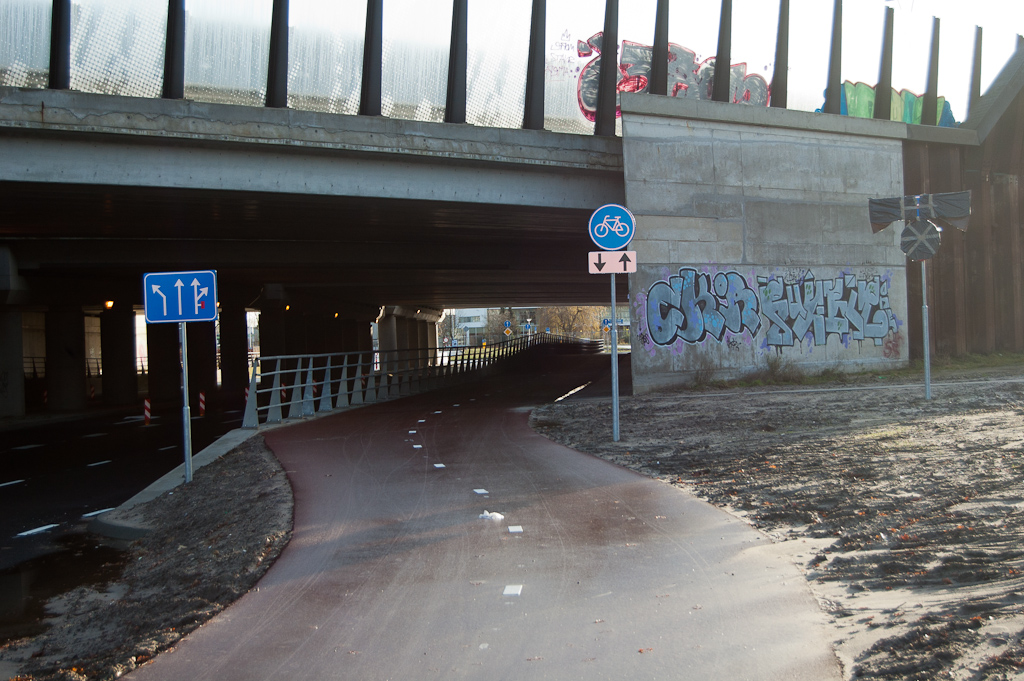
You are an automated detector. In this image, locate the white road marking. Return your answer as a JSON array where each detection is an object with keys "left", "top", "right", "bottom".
[
  {"left": 418, "top": 419, "right": 426, "bottom": 423},
  {"left": 158, "top": 445, "right": 177, "bottom": 451},
  {"left": 81, "top": 433, "right": 108, "bottom": 439},
  {"left": 408, "top": 430, "right": 417, "bottom": 434},
  {"left": 474, "top": 489, "right": 489, "bottom": 495},
  {"left": 12, "top": 444, "right": 43, "bottom": 450},
  {"left": 0, "top": 479, "right": 25, "bottom": 489},
  {"left": 81, "top": 508, "right": 115, "bottom": 518},
  {"left": 503, "top": 585, "right": 523, "bottom": 596},
  {"left": 16, "top": 523, "right": 59, "bottom": 537},
  {"left": 508, "top": 526, "right": 524, "bottom": 534},
  {"left": 87, "top": 460, "right": 112, "bottom": 467},
  {"left": 413, "top": 444, "right": 423, "bottom": 449},
  {"left": 434, "top": 464, "right": 446, "bottom": 469}
]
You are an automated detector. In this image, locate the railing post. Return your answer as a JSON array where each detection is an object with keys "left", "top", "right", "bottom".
[
  {"left": 360, "top": 0, "right": 383, "bottom": 116},
  {"left": 266, "top": 0, "right": 290, "bottom": 108},
  {"left": 48, "top": 0, "right": 71, "bottom": 90},
  {"left": 318, "top": 355, "right": 334, "bottom": 412},
  {"left": 287, "top": 358, "right": 304, "bottom": 419},
  {"left": 267, "top": 360, "right": 283, "bottom": 423},
  {"left": 523, "top": 0, "right": 546, "bottom": 129},
  {"left": 242, "top": 359, "right": 261, "bottom": 428},
  {"left": 594, "top": 0, "right": 619, "bottom": 136},
  {"left": 445, "top": 0, "right": 468, "bottom": 124},
  {"left": 162, "top": 0, "right": 185, "bottom": 98},
  {"left": 302, "top": 359, "right": 316, "bottom": 416},
  {"left": 341, "top": 354, "right": 355, "bottom": 406}
]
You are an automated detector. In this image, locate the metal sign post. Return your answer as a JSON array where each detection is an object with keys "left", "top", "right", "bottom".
[
  {"left": 143, "top": 270, "right": 218, "bottom": 483},
  {"left": 921, "top": 261, "right": 931, "bottom": 401},
  {"left": 610, "top": 272, "right": 620, "bottom": 441},
  {"left": 588, "top": 203, "right": 636, "bottom": 443},
  {"left": 179, "top": 321, "right": 194, "bottom": 482}
]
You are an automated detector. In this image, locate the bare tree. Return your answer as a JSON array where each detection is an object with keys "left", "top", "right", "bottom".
[{"left": 536, "top": 306, "right": 604, "bottom": 338}]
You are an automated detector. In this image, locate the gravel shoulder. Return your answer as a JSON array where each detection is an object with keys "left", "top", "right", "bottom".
[
  {"left": 0, "top": 436, "right": 292, "bottom": 681},
  {"left": 531, "top": 367, "right": 1024, "bottom": 680}
]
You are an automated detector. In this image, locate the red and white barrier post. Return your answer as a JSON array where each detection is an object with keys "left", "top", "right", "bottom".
[
  {"left": 144, "top": 398, "right": 151, "bottom": 426},
  {"left": 199, "top": 391, "right": 206, "bottom": 417}
]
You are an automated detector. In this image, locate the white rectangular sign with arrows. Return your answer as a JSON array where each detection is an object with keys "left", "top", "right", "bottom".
[
  {"left": 143, "top": 270, "right": 218, "bottom": 323},
  {"left": 588, "top": 251, "right": 636, "bottom": 274}
]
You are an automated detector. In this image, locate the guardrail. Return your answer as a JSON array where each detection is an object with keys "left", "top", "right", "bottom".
[{"left": 241, "top": 333, "right": 585, "bottom": 429}]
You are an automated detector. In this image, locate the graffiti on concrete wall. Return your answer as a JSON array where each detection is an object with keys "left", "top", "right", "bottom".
[
  {"left": 644, "top": 268, "right": 762, "bottom": 346},
  {"left": 638, "top": 268, "right": 903, "bottom": 355},
  {"left": 757, "top": 273, "right": 900, "bottom": 348},
  {"left": 576, "top": 32, "right": 769, "bottom": 122}
]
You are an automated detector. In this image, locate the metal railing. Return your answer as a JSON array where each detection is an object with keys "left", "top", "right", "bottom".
[{"left": 241, "top": 333, "right": 583, "bottom": 429}]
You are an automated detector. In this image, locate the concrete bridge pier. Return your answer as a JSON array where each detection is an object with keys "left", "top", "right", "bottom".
[
  {"left": 218, "top": 301, "right": 249, "bottom": 405},
  {"left": 0, "top": 306, "right": 25, "bottom": 417},
  {"left": 186, "top": 321, "right": 217, "bottom": 410},
  {"left": 44, "top": 306, "right": 87, "bottom": 412},
  {"left": 100, "top": 302, "right": 137, "bottom": 406},
  {"left": 146, "top": 322, "right": 180, "bottom": 405}
]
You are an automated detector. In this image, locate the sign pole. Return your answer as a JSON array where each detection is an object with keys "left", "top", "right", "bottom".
[
  {"left": 921, "top": 261, "right": 932, "bottom": 401},
  {"left": 179, "top": 321, "right": 194, "bottom": 482},
  {"left": 610, "top": 272, "right": 620, "bottom": 441}
]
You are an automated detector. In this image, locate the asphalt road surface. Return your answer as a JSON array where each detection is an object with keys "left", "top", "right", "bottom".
[
  {"left": 1, "top": 403, "right": 245, "bottom": 571},
  {"left": 128, "top": 352, "right": 840, "bottom": 681}
]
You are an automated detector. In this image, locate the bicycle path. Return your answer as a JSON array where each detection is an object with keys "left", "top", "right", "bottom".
[{"left": 129, "top": 353, "right": 840, "bottom": 680}]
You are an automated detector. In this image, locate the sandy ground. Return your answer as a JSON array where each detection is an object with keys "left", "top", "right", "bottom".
[
  {"left": 0, "top": 437, "right": 292, "bottom": 681},
  {"left": 5, "top": 364, "right": 1024, "bottom": 680},
  {"left": 532, "top": 367, "right": 1024, "bottom": 680}
]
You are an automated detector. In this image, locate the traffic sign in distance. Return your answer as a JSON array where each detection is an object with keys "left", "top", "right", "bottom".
[
  {"left": 504, "top": 327, "right": 512, "bottom": 336},
  {"left": 144, "top": 270, "right": 218, "bottom": 323},
  {"left": 901, "top": 220, "right": 941, "bottom": 261},
  {"left": 588, "top": 204, "right": 636, "bottom": 251},
  {"left": 589, "top": 251, "right": 637, "bottom": 274},
  {"left": 503, "top": 320, "right": 512, "bottom": 328}
]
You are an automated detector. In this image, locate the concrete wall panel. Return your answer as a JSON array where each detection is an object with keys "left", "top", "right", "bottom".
[{"left": 622, "top": 96, "right": 910, "bottom": 394}]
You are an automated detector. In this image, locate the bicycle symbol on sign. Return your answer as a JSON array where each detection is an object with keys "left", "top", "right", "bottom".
[{"left": 593, "top": 215, "right": 631, "bottom": 239}]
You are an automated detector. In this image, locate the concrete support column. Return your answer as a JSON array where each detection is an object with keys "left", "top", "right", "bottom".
[
  {"left": 379, "top": 314, "right": 398, "bottom": 377},
  {"left": 284, "top": 309, "right": 306, "bottom": 355},
  {"left": 306, "top": 314, "right": 328, "bottom": 355},
  {"left": 426, "top": 321, "right": 438, "bottom": 366},
  {"left": 100, "top": 304, "right": 137, "bottom": 405},
  {"left": 259, "top": 305, "right": 286, "bottom": 358},
  {"left": 219, "top": 303, "right": 249, "bottom": 404},
  {"left": 45, "top": 306, "right": 86, "bottom": 412},
  {"left": 416, "top": 320, "right": 429, "bottom": 367},
  {"left": 396, "top": 317, "right": 412, "bottom": 371},
  {"left": 0, "top": 307, "right": 25, "bottom": 417},
  {"left": 147, "top": 322, "right": 180, "bottom": 404},
  {"left": 186, "top": 322, "right": 217, "bottom": 408}
]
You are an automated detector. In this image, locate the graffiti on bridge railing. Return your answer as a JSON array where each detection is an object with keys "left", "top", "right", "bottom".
[{"left": 576, "top": 32, "right": 770, "bottom": 122}]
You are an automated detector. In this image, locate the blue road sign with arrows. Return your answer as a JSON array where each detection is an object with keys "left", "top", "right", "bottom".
[{"left": 144, "top": 270, "right": 218, "bottom": 323}]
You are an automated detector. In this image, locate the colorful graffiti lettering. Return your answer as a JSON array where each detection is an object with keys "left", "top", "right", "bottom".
[
  {"left": 576, "top": 32, "right": 770, "bottom": 122},
  {"left": 839, "top": 81, "right": 957, "bottom": 127},
  {"left": 757, "top": 273, "right": 901, "bottom": 347},
  {"left": 642, "top": 269, "right": 904, "bottom": 352},
  {"left": 646, "top": 268, "right": 762, "bottom": 345}
]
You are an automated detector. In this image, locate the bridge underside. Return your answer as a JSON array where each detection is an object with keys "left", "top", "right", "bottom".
[{"left": 3, "top": 180, "right": 624, "bottom": 311}]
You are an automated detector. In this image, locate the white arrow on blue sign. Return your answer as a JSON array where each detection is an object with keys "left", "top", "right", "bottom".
[
  {"left": 144, "top": 270, "right": 218, "bottom": 324},
  {"left": 588, "top": 203, "right": 636, "bottom": 251}
]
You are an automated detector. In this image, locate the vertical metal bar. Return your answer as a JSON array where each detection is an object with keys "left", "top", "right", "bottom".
[
  {"left": 650, "top": 0, "right": 669, "bottom": 96},
  {"left": 360, "top": 0, "right": 383, "bottom": 116},
  {"left": 969, "top": 26, "right": 983, "bottom": 118},
  {"left": 180, "top": 322, "right": 194, "bottom": 483},
  {"left": 445, "top": 0, "right": 468, "bottom": 124},
  {"left": 823, "top": 0, "right": 843, "bottom": 114},
  {"left": 922, "top": 262, "right": 931, "bottom": 400},
  {"left": 523, "top": 0, "right": 546, "bottom": 129},
  {"left": 48, "top": 0, "right": 71, "bottom": 90},
  {"left": 594, "top": 0, "right": 619, "bottom": 136},
  {"left": 770, "top": 0, "right": 789, "bottom": 108},
  {"left": 712, "top": 0, "right": 733, "bottom": 103},
  {"left": 162, "top": 0, "right": 185, "bottom": 99},
  {"left": 922, "top": 17, "right": 940, "bottom": 125},
  {"left": 266, "top": 0, "right": 289, "bottom": 108},
  {"left": 874, "top": 7, "right": 894, "bottom": 120},
  {"left": 610, "top": 272, "right": 620, "bottom": 442}
]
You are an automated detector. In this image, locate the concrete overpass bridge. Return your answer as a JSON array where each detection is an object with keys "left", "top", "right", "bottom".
[{"left": 3, "top": 0, "right": 1024, "bottom": 419}]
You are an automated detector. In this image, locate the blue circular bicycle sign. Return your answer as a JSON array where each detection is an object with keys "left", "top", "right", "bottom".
[{"left": 588, "top": 204, "right": 636, "bottom": 251}]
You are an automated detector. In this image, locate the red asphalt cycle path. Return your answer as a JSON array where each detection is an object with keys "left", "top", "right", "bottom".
[{"left": 129, "top": 352, "right": 840, "bottom": 680}]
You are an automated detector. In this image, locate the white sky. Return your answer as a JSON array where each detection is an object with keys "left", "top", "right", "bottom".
[{"left": 194, "top": 0, "right": 1023, "bottom": 121}]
